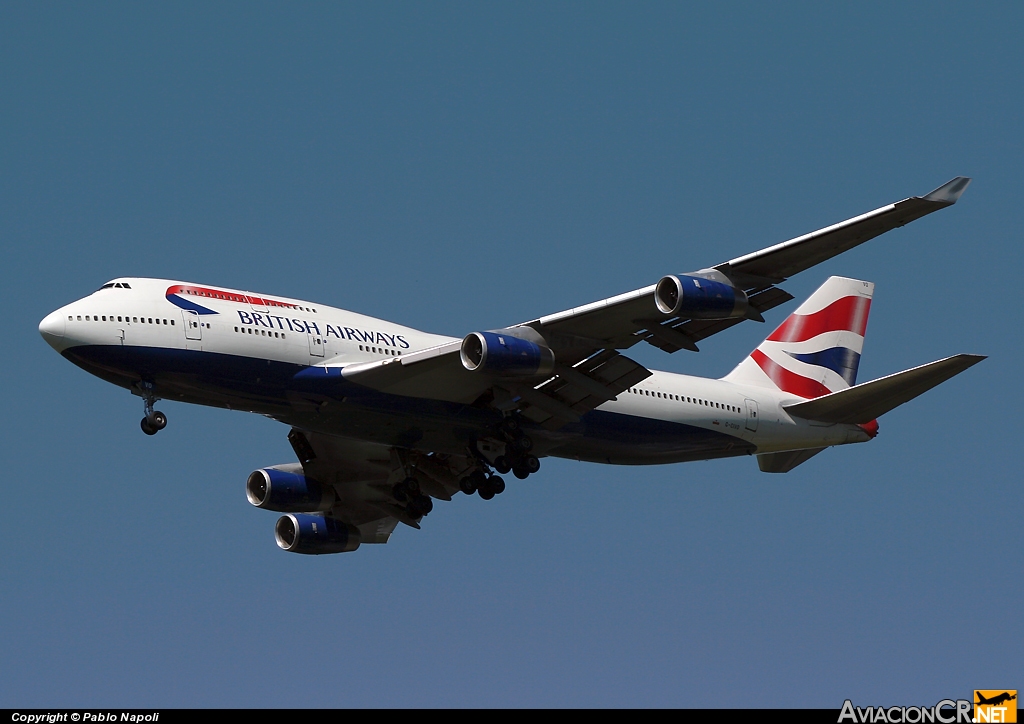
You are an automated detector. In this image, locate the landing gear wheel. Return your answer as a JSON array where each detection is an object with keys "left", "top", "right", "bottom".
[
  {"left": 516, "top": 435, "right": 533, "bottom": 453},
  {"left": 138, "top": 384, "right": 165, "bottom": 435},
  {"left": 500, "top": 416, "right": 520, "bottom": 436},
  {"left": 407, "top": 500, "right": 423, "bottom": 518},
  {"left": 403, "top": 477, "right": 421, "bottom": 495},
  {"left": 512, "top": 466, "right": 529, "bottom": 480},
  {"left": 414, "top": 494, "right": 433, "bottom": 515},
  {"left": 392, "top": 481, "right": 409, "bottom": 503},
  {"left": 470, "top": 469, "right": 488, "bottom": 487},
  {"left": 459, "top": 477, "right": 477, "bottom": 495},
  {"left": 478, "top": 481, "right": 495, "bottom": 500},
  {"left": 493, "top": 455, "right": 512, "bottom": 474},
  {"left": 523, "top": 455, "right": 540, "bottom": 474},
  {"left": 489, "top": 475, "right": 506, "bottom": 495}
]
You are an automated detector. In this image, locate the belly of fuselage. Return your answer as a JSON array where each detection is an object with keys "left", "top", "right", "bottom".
[
  {"left": 539, "top": 409, "right": 755, "bottom": 465},
  {"left": 63, "top": 344, "right": 755, "bottom": 464}
]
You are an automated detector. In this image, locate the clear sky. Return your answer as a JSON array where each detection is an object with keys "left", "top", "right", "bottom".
[{"left": 2, "top": 2, "right": 1020, "bottom": 708}]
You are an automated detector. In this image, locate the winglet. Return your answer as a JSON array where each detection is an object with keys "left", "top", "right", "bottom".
[{"left": 922, "top": 176, "right": 972, "bottom": 205}]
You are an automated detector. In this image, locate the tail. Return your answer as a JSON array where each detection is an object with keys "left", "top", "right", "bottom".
[{"left": 722, "top": 276, "right": 874, "bottom": 398}]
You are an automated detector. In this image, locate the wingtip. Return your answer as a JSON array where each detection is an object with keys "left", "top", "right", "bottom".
[
  {"left": 946, "top": 353, "right": 987, "bottom": 371},
  {"left": 922, "top": 176, "right": 972, "bottom": 205}
]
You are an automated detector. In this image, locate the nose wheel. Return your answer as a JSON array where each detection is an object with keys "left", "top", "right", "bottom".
[
  {"left": 141, "top": 410, "right": 167, "bottom": 435},
  {"left": 138, "top": 384, "right": 167, "bottom": 435}
]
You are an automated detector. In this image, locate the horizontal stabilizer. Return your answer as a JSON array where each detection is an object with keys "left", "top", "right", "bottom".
[
  {"left": 782, "top": 354, "right": 985, "bottom": 424},
  {"left": 757, "top": 447, "right": 827, "bottom": 473}
]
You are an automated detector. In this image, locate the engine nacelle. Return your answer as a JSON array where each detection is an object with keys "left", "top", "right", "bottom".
[
  {"left": 460, "top": 331, "right": 555, "bottom": 377},
  {"left": 655, "top": 274, "right": 750, "bottom": 319},
  {"left": 275, "top": 514, "right": 361, "bottom": 554},
  {"left": 246, "top": 467, "right": 335, "bottom": 513}
]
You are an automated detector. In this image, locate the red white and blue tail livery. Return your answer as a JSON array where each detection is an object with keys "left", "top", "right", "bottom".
[
  {"left": 725, "top": 276, "right": 873, "bottom": 398},
  {"left": 39, "top": 177, "right": 984, "bottom": 554}
]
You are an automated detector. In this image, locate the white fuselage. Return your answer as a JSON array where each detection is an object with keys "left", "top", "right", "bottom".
[{"left": 39, "top": 278, "right": 870, "bottom": 465}]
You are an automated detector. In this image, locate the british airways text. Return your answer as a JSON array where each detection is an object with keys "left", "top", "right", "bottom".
[{"left": 236, "top": 311, "right": 409, "bottom": 348}]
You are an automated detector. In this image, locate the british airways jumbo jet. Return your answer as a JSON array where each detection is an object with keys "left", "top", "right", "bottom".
[{"left": 39, "top": 178, "right": 983, "bottom": 554}]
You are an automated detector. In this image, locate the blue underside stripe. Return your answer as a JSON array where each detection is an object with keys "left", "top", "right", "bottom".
[{"left": 61, "top": 344, "right": 753, "bottom": 461}]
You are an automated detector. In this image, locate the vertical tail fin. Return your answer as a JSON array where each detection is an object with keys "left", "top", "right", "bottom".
[{"left": 722, "top": 276, "right": 874, "bottom": 398}]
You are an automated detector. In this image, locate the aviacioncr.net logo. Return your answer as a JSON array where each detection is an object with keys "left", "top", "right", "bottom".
[
  {"left": 974, "top": 691, "right": 1017, "bottom": 723},
  {"left": 839, "top": 699, "right": 973, "bottom": 723}
]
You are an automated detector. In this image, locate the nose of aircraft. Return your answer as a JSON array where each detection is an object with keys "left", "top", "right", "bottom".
[{"left": 39, "top": 309, "right": 66, "bottom": 349}]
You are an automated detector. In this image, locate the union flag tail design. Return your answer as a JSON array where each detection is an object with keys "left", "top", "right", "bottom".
[{"left": 722, "top": 276, "right": 874, "bottom": 398}]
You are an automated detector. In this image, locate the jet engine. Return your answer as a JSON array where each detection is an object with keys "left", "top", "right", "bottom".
[
  {"left": 460, "top": 331, "right": 555, "bottom": 377},
  {"left": 655, "top": 274, "right": 750, "bottom": 319},
  {"left": 275, "top": 514, "right": 361, "bottom": 554},
  {"left": 246, "top": 466, "right": 335, "bottom": 513}
]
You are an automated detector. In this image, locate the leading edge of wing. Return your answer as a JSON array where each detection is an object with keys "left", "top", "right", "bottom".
[
  {"left": 722, "top": 177, "right": 972, "bottom": 283},
  {"left": 522, "top": 177, "right": 970, "bottom": 353}
]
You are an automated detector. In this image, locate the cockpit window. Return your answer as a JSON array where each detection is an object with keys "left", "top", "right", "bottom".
[{"left": 99, "top": 282, "right": 131, "bottom": 290}]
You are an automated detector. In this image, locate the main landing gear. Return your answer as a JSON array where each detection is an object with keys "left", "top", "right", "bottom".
[
  {"left": 392, "top": 477, "right": 433, "bottom": 519},
  {"left": 459, "top": 415, "right": 541, "bottom": 500},
  {"left": 495, "top": 414, "right": 540, "bottom": 481},
  {"left": 138, "top": 383, "right": 168, "bottom": 436},
  {"left": 458, "top": 469, "right": 506, "bottom": 500}
]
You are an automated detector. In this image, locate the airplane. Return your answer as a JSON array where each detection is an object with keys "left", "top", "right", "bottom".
[
  {"left": 976, "top": 693, "right": 1017, "bottom": 707},
  {"left": 38, "top": 177, "right": 984, "bottom": 555}
]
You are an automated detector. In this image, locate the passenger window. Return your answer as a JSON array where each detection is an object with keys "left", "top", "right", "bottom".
[
  {"left": 85, "top": 315, "right": 90, "bottom": 321},
  {"left": 170, "top": 320, "right": 174, "bottom": 325}
]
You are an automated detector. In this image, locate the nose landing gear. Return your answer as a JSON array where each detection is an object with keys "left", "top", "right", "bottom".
[
  {"left": 141, "top": 411, "right": 167, "bottom": 435},
  {"left": 138, "top": 384, "right": 168, "bottom": 435}
]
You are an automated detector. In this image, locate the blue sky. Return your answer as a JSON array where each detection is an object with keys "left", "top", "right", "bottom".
[{"left": 2, "top": 3, "right": 1020, "bottom": 707}]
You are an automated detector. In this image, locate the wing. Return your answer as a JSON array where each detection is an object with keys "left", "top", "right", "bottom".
[
  {"left": 525, "top": 177, "right": 971, "bottom": 355},
  {"left": 338, "top": 177, "right": 970, "bottom": 428},
  {"left": 339, "top": 341, "right": 651, "bottom": 429},
  {"left": 286, "top": 427, "right": 475, "bottom": 537}
]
